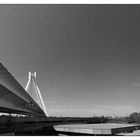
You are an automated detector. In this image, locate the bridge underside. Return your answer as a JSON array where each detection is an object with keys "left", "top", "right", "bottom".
[
  {"left": 0, "top": 62, "right": 46, "bottom": 117},
  {"left": 0, "top": 106, "right": 30, "bottom": 114}
]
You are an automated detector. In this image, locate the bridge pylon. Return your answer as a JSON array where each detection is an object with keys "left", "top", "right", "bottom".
[{"left": 25, "top": 72, "right": 48, "bottom": 116}]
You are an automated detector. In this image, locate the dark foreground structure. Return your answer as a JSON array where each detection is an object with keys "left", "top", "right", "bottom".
[{"left": 0, "top": 121, "right": 140, "bottom": 136}]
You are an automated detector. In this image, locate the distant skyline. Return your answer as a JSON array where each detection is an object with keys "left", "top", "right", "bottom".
[{"left": 1, "top": 5, "right": 140, "bottom": 117}]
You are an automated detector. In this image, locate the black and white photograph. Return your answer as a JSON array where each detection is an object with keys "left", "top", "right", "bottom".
[{"left": 0, "top": 3, "right": 140, "bottom": 136}]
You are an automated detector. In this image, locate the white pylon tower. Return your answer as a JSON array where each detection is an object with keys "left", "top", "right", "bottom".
[{"left": 25, "top": 72, "right": 48, "bottom": 116}]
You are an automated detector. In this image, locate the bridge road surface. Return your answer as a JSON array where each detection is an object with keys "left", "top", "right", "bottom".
[{"left": 54, "top": 123, "right": 140, "bottom": 135}]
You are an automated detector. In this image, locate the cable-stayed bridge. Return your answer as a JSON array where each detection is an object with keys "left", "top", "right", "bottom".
[
  {"left": 0, "top": 63, "right": 46, "bottom": 117},
  {"left": 0, "top": 62, "right": 58, "bottom": 135}
]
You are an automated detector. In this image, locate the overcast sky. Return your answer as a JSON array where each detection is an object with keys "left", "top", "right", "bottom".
[{"left": 1, "top": 5, "right": 140, "bottom": 117}]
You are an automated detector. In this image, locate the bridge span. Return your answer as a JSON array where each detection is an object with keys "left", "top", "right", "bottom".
[{"left": 0, "top": 62, "right": 46, "bottom": 117}]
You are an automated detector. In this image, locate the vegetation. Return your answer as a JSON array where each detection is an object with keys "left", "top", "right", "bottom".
[
  {"left": 0, "top": 114, "right": 109, "bottom": 124},
  {"left": 127, "top": 112, "right": 140, "bottom": 124},
  {"left": 2, "top": 112, "right": 140, "bottom": 124},
  {"left": 108, "top": 116, "right": 129, "bottom": 123},
  {"left": 107, "top": 112, "right": 140, "bottom": 124}
]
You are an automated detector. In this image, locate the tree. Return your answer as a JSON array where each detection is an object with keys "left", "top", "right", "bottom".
[{"left": 128, "top": 112, "right": 140, "bottom": 124}]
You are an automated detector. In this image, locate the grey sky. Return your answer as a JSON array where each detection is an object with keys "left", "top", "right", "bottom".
[{"left": 0, "top": 5, "right": 140, "bottom": 117}]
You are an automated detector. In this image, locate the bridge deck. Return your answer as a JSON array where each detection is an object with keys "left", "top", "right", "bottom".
[{"left": 54, "top": 123, "right": 140, "bottom": 135}]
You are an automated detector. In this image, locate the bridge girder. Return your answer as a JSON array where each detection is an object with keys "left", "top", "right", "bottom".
[{"left": 0, "top": 63, "right": 46, "bottom": 117}]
